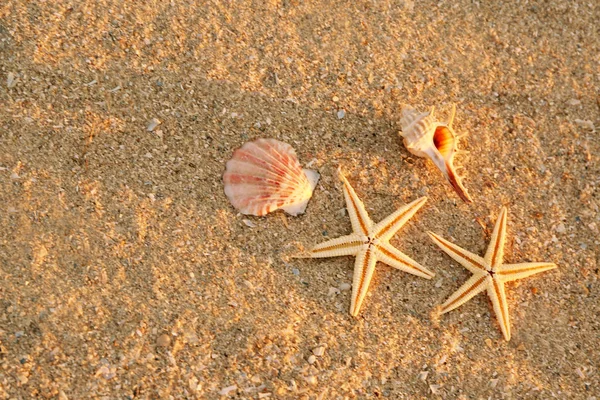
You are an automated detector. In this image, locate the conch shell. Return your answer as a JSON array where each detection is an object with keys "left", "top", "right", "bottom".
[{"left": 399, "top": 104, "right": 473, "bottom": 203}]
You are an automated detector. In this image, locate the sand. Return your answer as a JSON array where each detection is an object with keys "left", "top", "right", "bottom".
[{"left": 1, "top": 1, "right": 599, "bottom": 398}]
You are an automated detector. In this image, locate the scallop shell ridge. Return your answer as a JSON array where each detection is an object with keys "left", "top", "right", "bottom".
[{"left": 223, "top": 138, "right": 320, "bottom": 216}]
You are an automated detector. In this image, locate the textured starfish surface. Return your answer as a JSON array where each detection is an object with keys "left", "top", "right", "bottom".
[
  {"left": 428, "top": 207, "right": 556, "bottom": 341},
  {"left": 309, "top": 169, "right": 434, "bottom": 316}
]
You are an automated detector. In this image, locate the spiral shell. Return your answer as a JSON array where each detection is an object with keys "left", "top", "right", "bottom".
[
  {"left": 223, "top": 138, "right": 320, "bottom": 216},
  {"left": 399, "top": 104, "right": 473, "bottom": 203}
]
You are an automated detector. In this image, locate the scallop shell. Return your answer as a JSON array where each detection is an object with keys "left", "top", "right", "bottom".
[
  {"left": 399, "top": 104, "right": 473, "bottom": 203},
  {"left": 223, "top": 138, "right": 320, "bottom": 216}
]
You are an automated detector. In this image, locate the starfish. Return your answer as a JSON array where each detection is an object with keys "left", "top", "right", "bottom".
[
  {"left": 428, "top": 206, "right": 557, "bottom": 341},
  {"left": 308, "top": 169, "right": 434, "bottom": 316}
]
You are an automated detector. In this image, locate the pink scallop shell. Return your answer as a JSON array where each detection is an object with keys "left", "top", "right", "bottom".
[{"left": 223, "top": 138, "right": 320, "bottom": 216}]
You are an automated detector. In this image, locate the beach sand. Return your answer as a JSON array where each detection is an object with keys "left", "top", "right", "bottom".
[{"left": 1, "top": 1, "right": 598, "bottom": 398}]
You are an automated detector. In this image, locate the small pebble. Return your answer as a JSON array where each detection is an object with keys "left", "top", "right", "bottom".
[
  {"left": 429, "top": 384, "right": 441, "bottom": 394},
  {"left": 312, "top": 346, "right": 325, "bottom": 357},
  {"left": 6, "top": 72, "right": 17, "bottom": 88},
  {"left": 555, "top": 223, "right": 566, "bottom": 233},
  {"left": 574, "top": 119, "right": 595, "bottom": 131},
  {"left": 242, "top": 219, "right": 257, "bottom": 228},
  {"left": 305, "top": 375, "right": 318, "bottom": 385},
  {"left": 17, "top": 373, "right": 29, "bottom": 384},
  {"left": 339, "top": 283, "right": 351, "bottom": 291},
  {"left": 95, "top": 365, "right": 115, "bottom": 380},
  {"left": 188, "top": 376, "right": 200, "bottom": 391},
  {"left": 337, "top": 109, "right": 346, "bottom": 119},
  {"left": 147, "top": 118, "right": 161, "bottom": 132},
  {"left": 308, "top": 355, "right": 316, "bottom": 364},
  {"left": 219, "top": 385, "right": 237, "bottom": 396},
  {"left": 292, "top": 268, "right": 300, "bottom": 276},
  {"left": 531, "top": 286, "right": 539, "bottom": 295},
  {"left": 156, "top": 334, "right": 171, "bottom": 347}
]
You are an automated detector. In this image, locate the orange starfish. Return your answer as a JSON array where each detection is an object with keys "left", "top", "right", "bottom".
[
  {"left": 429, "top": 207, "right": 556, "bottom": 340},
  {"left": 309, "top": 168, "right": 434, "bottom": 316}
]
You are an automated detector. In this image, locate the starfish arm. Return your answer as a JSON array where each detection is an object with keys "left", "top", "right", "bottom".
[
  {"left": 309, "top": 234, "right": 364, "bottom": 258},
  {"left": 484, "top": 206, "right": 508, "bottom": 268},
  {"left": 375, "top": 242, "right": 434, "bottom": 279},
  {"left": 427, "top": 231, "right": 488, "bottom": 274},
  {"left": 496, "top": 262, "right": 557, "bottom": 283},
  {"left": 373, "top": 197, "right": 428, "bottom": 242},
  {"left": 338, "top": 170, "right": 373, "bottom": 236},
  {"left": 349, "top": 247, "right": 377, "bottom": 316},
  {"left": 440, "top": 273, "right": 488, "bottom": 314},
  {"left": 487, "top": 277, "right": 511, "bottom": 341}
]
